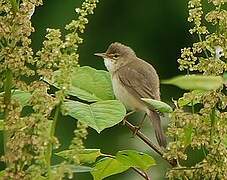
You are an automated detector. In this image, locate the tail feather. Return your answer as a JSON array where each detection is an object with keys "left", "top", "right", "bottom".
[{"left": 147, "top": 110, "right": 167, "bottom": 147}]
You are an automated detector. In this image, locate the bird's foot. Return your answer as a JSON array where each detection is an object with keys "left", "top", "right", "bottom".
[{"left": 132, "top": 125, "right": 142, "bottom": 136}]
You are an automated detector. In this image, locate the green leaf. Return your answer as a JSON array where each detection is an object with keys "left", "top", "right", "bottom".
[
  {"left": 162, "top": 75, "right": 223, "bottom": 90},
  {"left": 91, "top": 157, "right": 130, "bottom": 180},
  {"left": 51, "top": 66, "right": 114, "bottom": 102},
  {"left": 56, "top": 149, "right": 101, "bottom": 163},
  {"left": 91, "top": 150, "right": 155, "bottom": 180},
  {"left": 68, "top": 86, "right": 102, "bottom": 102},
  {"left": 141, "top": 98, "right": 173, "bottom": 113},
  {"left": 63, "top": 100, "right": 126, "bottom": 133},
  {"left": 116, "top": 150, "right": 156, "bottom": 171}
]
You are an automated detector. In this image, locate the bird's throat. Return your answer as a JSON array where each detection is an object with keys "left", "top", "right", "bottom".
[{"left": 104, "top": 58, "right": 114, "bottom": 72}]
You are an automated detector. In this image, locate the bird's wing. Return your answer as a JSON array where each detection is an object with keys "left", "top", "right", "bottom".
[{"left": 117, "top": 60, "right": 160, "bottom": 100}]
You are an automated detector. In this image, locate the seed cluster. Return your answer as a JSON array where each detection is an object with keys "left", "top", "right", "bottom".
[
  {"left": 165, "top": 0, "right": 227, "bottom": 179},
  {"left": 0, "top": 0, "right": 98, "bottom": 179}
]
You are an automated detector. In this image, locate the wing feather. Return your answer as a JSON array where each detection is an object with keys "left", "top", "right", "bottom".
[{"left": 117, "top": 60, "right": 160, "bottom": 100}]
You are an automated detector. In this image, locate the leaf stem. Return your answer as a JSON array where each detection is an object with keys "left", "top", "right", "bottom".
[{"left": 46, "top": 102, "right": 61, "bottom": 178}]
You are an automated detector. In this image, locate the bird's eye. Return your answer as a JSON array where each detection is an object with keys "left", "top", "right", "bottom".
[{"left": 113, "top": 54, "right": 120, "bottom": 59}]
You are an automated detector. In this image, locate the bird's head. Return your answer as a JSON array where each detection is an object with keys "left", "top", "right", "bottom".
[{"left": 95, "top": 42, "right": 136, "bottom": 72}]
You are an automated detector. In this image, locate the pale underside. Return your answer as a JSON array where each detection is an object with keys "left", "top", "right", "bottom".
[{"left": 104, "top": 58, "right": 159, "bottom": 114}]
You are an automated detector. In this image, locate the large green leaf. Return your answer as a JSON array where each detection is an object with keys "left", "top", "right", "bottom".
[
  {"left": 116, "top": 150, "right": 156, "bottom": 171},
  {"left": 91, "top": 157, "right": 130, "bottom": 180},
  {"left": 51, "top": 66, "right": 114, "bottom": 102},
  {"left": 63, "top": 100, "right": 126, "bottom": 133},
  {"left": 162, "top": 75, "right": 223, "bottom": 90},
  {"left": 56, "top": 149, "right": 101, "bottom": 163},
  {"left": 141, "top": 98, "right": 173, "bottom": 113},
  {"left": 91, "top": 150, "right": 155, "bottom": 180}
]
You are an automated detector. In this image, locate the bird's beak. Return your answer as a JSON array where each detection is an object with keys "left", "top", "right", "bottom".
[{"left": 94, "top": 53, "right": 107, "bottom": 58}]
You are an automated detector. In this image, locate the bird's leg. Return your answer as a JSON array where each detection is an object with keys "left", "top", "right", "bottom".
[
  {"left": 133, "top": 113, "right": 147, "bottom": 135},
  {"left": 122, "top": 110, "right": 136, "bottom": 125}
]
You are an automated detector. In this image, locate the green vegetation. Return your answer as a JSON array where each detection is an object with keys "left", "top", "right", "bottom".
[{"left": 0, "top": 0, "right": 226, "bottom": 179}]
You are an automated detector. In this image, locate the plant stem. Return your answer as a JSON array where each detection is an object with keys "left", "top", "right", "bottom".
[
  {"left": 210, "top": 108, "right": 216, "bottom": 145},
  {"left": 132, "top": 167, "right": 151, "bottom": 180},
  {"left": 124, "top": 120, "right": 163, "bottom": 155},
  {"left": 46, "top": 102, "right": 61, "bottom": 178},
  {"left": 3, "top": 69, "right": 13, "bottom": 163},
  {"left": 123, "top": 120, "right": 176, "bottom": 166}
]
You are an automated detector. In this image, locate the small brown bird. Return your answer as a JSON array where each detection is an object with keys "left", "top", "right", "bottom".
[{"left": 95, "top": 42, "right": 167, "bottom": 147}]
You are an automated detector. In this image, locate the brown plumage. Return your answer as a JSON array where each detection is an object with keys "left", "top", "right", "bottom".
[{"left": 95, "top": 42, "right": 167, "bottom": 147}]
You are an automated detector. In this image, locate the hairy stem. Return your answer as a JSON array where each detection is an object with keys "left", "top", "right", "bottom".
[
  {"left": 46, "top": 102, "right": 61, "bottom": 178},
  {"left": 3, "top": 69, "right": 13, "bottom": 163}
]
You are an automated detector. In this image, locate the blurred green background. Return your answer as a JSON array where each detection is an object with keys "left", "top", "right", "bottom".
[{"left": 30, "top": 0, "right": 192, "bottom": 179}]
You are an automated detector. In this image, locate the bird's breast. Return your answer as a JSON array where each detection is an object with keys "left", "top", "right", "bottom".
[{"left": 111, "top": 75, "right": 147, "bottom": 112}]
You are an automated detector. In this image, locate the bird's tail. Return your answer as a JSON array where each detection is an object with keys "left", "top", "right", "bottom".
[{"left": 147, "top": 110, "right": 167, "bottom": 147}]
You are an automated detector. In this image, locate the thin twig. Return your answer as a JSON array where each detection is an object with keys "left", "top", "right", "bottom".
[
  {"left": 132, "top": 167, "right": 151, "bottom": 180},
  {"left": 123, "top": 119, "right": 176, "bottom": 167},
  {"left": 124, "top": 120, "right": 163, "bottom": 156},
  {"left": 144, "top": 170, "right": 151, "bottom": 180}
]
